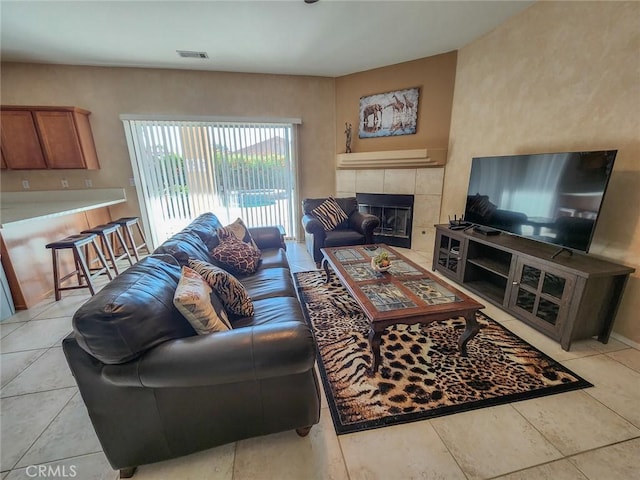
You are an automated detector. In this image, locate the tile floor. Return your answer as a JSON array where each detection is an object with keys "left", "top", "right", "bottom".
[{"left": 1, "top": 242, "right": 639, "bottom": 480}]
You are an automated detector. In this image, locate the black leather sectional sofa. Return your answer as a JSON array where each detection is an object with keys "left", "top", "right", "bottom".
[{"left": 62, "top": 213, "right": 321, "bottom": 478}]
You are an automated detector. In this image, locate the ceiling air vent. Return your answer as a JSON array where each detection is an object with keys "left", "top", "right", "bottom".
[{"left": 176, "top": 50, "right": 209, "bottom": 59}]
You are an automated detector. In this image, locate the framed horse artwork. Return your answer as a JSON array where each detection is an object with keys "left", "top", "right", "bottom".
[{"left": 358, "top": 87, "right": 420, "bottom": 138}]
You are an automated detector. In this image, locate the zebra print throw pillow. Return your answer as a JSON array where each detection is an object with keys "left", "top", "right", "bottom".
[
  {"left": 311, "top": 197, "right": 349, "bottom": 231},
  {"left": 188, "top": 259, "right": 254, "bottom": 317}
]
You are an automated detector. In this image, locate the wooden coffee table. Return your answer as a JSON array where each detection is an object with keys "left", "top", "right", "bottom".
[{"left": 321, "top": 244, "right": 485, "bottom": 375}]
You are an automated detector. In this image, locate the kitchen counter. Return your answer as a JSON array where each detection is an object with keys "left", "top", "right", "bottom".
[
  {"left": 0, "top": 188, "right": 128, "bottom": 310},
  {"left": 1, "top": 188, "right": 127, "bottom": 227}
]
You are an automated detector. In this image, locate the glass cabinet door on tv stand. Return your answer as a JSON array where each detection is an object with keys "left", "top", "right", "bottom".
[
  {"left": 508, "top": 259, "right": 575, "bottom": 340},
  {"left": 434, "top": 230, "right": 464, "bottom": 281}
]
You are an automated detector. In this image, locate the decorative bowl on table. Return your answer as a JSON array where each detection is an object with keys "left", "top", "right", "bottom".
[{"left": 371, "top": 252, "right": 392, "bottom": 272}]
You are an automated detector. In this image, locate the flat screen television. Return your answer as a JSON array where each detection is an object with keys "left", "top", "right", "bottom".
[{"left": 464, "top": 150, "right": 617, "bottom": 253}]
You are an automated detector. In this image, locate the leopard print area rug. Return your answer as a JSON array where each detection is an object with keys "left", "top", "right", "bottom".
[{"left": 294, "top": 270, "right": 592, "bottom": 434}]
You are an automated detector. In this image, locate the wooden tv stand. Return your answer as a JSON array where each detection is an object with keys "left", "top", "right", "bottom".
[{"left": 432, "top": 225, "right": 634, "bottom": 350}]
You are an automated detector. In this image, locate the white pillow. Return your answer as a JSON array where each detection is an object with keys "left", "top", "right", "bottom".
[{"left": 173, "top": 266, "right": 231, "bottom": 334}]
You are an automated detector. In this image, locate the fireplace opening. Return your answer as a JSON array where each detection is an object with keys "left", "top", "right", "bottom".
[{"left": 356, "top": 193, "right": 414, "bottom": 248}]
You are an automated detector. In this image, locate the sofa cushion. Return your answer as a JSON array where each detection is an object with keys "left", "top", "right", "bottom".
[
  {"left": 188, "top": 259, "right": 254, "bottom": 317},
  {"left": 232, "top": 297, "right": 305, "bottom": 328},
  {"left": 259, "top": 248, "right": 289, "bottom": 269},
  {"left": 324, "top": 229, "right": 365, "bottom": 247},
  {"left": 211, "top": 234, "right": 262, "bottom": 275},
  {"left": 248, "top": 226, "right": 286, "bottom": 251},
  {"left": 310, "top": 197, "right": 348, "bottom": 231},
  {"left": 173, "top": 266, "right": 231, "bottom": 335},
  {"left": 240, "top": 267, "right": 295, "bottom": 300},
  {"left": 154, "top": 231, "right": 211, "bottom": 266},
  {"left": 218, "top": 217, "right": 258, "bottom": 249},
  {"left": 72, "top": 255, "right": 196, "bottom": 365}
]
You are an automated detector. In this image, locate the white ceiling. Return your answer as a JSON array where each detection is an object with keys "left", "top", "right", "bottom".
[{"left": 0, "top": 0, "right": 533, "bottom": 77}]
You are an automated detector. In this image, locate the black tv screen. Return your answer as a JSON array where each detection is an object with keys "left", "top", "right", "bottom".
[{"left": 464, "top": 150, "right": 617, "bottom": 252}]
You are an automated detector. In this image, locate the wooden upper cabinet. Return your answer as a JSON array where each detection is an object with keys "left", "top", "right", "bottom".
[
  {"left": 34, "top": 110, "right": 100, "bottom": 169},
  {"left": 0, "top": 110, "right": 48, "bottom": 169},
  {"left": 0, "top": 106, "right": 100, "bottom": 170},
  {"left": 1, "top": 149, "right": 7, "bottom": 170}
]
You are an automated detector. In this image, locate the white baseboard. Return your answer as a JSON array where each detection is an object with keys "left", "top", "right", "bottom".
[{"left": 611, "top": 332, "right": 640, "bottom": 350}]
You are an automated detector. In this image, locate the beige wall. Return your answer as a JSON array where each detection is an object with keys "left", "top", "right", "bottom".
[
  {"left": 444, "top": 1, "right": 640, "bottom": 343},
  {"left": 335, "top": 52, "right": 457, "bottom": 155},
  {"left": 0, "top": 64, "right": 336, "bottom": 229},
  {"left": 333, "top": 53, "right": 458, "bottom": 253}
]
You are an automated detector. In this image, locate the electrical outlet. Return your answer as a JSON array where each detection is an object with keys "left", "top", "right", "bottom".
[
  {"left": 129, "top": 177, "right": 136, "bottom": 186},
  {"left": 22, "top": 180, "right": 30, "bottom": 190},
  {"left": 61, "top": 179, "right": 69, "bottom": 188},
  {"left": 85, "top": 179, "right": 93, "bottom": 188}
]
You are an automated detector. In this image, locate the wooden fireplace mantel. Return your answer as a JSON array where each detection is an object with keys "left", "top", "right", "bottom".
[{"left": 336, "top": 148, "right": 447, "bottom": 169}]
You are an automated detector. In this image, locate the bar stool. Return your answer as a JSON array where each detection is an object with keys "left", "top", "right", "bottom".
[
  {"left": 81, "top": 223, "right": 134, "bottom": 276},
  {"left": 109, "top": 217, "right": 150, "bottom": 262},
  {"left": 46, "top": 234, "right": 113, "bottom": 301}
]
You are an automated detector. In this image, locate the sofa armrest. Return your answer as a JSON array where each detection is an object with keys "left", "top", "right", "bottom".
[
  {"left": 349, "top": 211, "right": 380, "bottom": 236},
  {"left": 302, "top": 214, "right": 325, "bottom": 237},
  {"left": 102, "top": 321, "right": 316, "bottom": 388},
  {"left": 249, "top": 226, "right": 285, "bottom": 250}
]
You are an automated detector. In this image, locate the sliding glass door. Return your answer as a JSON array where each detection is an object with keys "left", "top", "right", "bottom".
[{"left": 122, "top": 118, "right": 298, "bottom": 248}]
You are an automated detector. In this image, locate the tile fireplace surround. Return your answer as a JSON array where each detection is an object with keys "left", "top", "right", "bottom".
[{"left": 336, "top": 167, "right": 444, "bottom": 253}]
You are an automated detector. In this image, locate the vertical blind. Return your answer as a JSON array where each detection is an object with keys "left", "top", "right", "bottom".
[{"left": 122, "top": 118, "right": 298, "bottom": 248}]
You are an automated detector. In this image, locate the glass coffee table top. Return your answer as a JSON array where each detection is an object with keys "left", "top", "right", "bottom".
[
  {"left": 402, "top": 279, "right": 460, "bottom": 305},
  {"left": 360, "top": 279, "right": 461, "bottom": 312},
  {"left": 360, "top": 283, "right": 417, "bottom": 311},
  {"left": 341, "top": 260, "right": 424, "bottom": 282},
  {"left": 342, "top": 263, "right": 379, "bottom": 281},
  {"left": 333, "top": 246, "right": 395, "bottom": 263}
]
